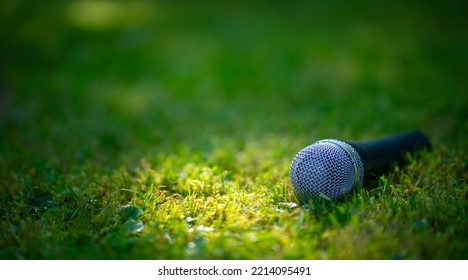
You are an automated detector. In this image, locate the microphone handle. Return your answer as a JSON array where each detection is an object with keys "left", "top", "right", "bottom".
[{"left": 348, "top": 131, "right": 431, "bottom": 176}]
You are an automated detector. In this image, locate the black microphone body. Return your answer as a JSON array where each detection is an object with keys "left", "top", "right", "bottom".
[{"left": 348, "top": 130, "right": 431, "bottom": 176}]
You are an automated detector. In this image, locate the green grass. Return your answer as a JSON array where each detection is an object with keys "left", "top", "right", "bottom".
[{"left": 0, "top": 0, "right": 467, "bottom": 259}]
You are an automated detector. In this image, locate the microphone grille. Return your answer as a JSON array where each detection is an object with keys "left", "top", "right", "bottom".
[{"left": 290, "top": 139, "right": 364, "bottom": 201}]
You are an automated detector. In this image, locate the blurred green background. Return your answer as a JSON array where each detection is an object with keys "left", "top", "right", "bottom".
[
  {"left": 1, "top": 1, "right": 467, "bottom": 158},
  {"left": 0, "top": 0, "right": 467, "bottom": 259}
]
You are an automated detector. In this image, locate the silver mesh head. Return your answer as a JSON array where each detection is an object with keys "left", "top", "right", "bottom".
[{"left": 290, "top": 139, "right": 364, "bottom": 201}]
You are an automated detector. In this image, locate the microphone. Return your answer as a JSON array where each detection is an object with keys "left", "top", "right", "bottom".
[{"left": 289, "top": 131, "right": 431, "bottom": 201}]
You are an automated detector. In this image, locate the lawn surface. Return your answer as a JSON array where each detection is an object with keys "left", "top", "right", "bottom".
[{"left": 0, "top": 0, "right": 467, "bottom": 259}]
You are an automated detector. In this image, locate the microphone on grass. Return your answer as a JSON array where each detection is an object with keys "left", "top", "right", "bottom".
[{"left": 289, "top": 131, "right": 431, "bottom": 201}]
